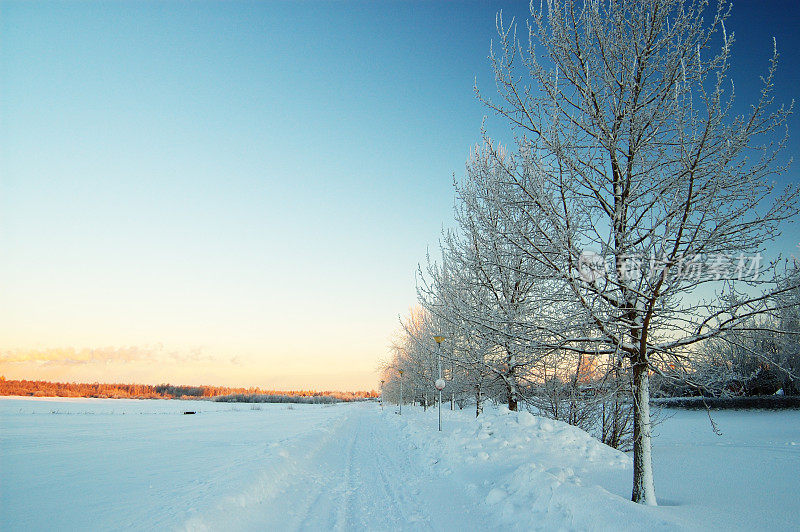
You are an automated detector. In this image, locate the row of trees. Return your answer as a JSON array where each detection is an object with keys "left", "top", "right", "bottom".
[
  {"left": 382, "top": 0, "right": 799, "bottom": 506},
  {"left": 213, "top": 393, "right": 343, "bottom": 404}
]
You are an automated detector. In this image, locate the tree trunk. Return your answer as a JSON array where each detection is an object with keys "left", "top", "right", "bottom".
[
  {"left": 605, "top": 358, "right": 625, "bottom": 450},
  {"left": 475, "top": 383, "right": 483, "bottom": 417},
  {"left": 611, "top": 361, "right": 622, "bottom": 449},
  {"left": 631, "top": 361, "right": 656, "bottom": 505},
  {"left": 506, "top": 368, "right": 518, "bottom": 411},
  {"left": 507, "top": 381, "right": 518, "bottom": 411},
  {"left": 505, "top": 346, "right": 518, "bottom": 411}
]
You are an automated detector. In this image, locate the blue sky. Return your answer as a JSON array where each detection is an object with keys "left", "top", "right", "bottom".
[{"left": 1, "top": 1, "right": 798, "bottom": 390}]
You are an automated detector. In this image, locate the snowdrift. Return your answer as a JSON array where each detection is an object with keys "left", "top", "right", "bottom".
[{"left": 385, "top": 406, "right": 684, "bottom": 531}]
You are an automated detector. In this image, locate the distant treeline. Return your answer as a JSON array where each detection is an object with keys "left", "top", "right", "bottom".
[
  {"left": 213, "top": 393, "right": 340, "bottom": 404},
  {"left": 0, "top": 377, "right": 378, "bottom": 402}
]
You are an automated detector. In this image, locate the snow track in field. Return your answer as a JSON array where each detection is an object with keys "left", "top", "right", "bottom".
[{"left": 183, "top": 407, "right": 493, "bottom": 531}]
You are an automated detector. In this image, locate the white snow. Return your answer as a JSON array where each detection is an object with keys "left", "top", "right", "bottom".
[
  {"left": 649, "top": 408, "right": 800, "bottom": 530},
  {"left": 2, "top": 397, "right": 799, "bottom": 530}
]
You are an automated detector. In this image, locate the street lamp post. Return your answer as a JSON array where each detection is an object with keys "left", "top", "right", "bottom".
[
  {"left": 433, "top": 335, "right": 445, "bottom": 431},
  {"left": 451, "top": 360, "right": 455, "bottom": 411},
  {"left": 399, "top": 369, "right": 404, "bottom": 415}
]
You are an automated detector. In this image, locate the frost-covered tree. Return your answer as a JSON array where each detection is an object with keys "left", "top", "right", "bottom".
[
  {"left": 693, "top": 262, "right": 800, "bottom": 396},
  {"left": 475, "top": 0, "right": 798, "bottom": 505},
  {"left": 420, "top": 242, "right": 510, "bottom": 415},
  {"left": 418, "top": 148, "right": 569, "bottom": 411},
  {"left": 382, "top": 306, "right": 459, "bottom": 410},
  {"left": 418, "top": 252, "right": 497, "bottom": 415}
]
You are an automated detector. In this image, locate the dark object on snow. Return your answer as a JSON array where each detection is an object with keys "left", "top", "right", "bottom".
[{"left": 183, "top": 411, "right": 197, "bottom": 415}]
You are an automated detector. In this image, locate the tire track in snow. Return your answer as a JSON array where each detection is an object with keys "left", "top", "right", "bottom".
[
  {"left": 293, "top": 415, "right": 358, "bottom": 530},
  {"left": 334, "top": 416, "right": 357, "bottom": 529},
  {"left": 367, "top": 420, "right": 428, "bottom": 529}
]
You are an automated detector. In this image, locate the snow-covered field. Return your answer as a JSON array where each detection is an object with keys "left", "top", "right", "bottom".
[{"left": 1, "top": 397, "right": 798, "bottom": 530}]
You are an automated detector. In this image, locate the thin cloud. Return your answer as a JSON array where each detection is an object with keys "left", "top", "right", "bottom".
[{"left": 0, "top": 345, "right": 214, "bottom": 366}]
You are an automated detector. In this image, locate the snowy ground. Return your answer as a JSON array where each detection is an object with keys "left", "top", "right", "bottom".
[
  {"left": 650, "top": 408, "right": 800, "bottom": 530},
  {"left": 1, "top": 397, "right": 798, "bottom": 530}
]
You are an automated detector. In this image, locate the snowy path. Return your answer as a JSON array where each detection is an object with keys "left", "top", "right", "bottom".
[{"left": 188, "top": 406, "right": 494, "bottom": 531}]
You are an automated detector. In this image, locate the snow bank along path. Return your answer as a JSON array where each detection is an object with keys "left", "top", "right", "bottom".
[{"left": 385, "top": 405, "right": 685, "bottom": 531}]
